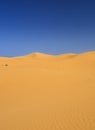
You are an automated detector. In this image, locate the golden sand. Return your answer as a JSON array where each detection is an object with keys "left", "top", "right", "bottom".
[{"left": 0, "top": 51, "right": 95, "bottom": 130}]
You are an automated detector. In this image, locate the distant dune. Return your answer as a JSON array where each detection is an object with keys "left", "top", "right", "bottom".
[
  {"left": 26, "top": 52, "right": 53, "bottom": 57},
  {"left": 0, "top": 51, "right": 95, "bottom": 130}
]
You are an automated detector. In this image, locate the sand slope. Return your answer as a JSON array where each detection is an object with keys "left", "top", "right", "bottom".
[{"left": 0, "top": 51, "right": 95, "bottom": 130}]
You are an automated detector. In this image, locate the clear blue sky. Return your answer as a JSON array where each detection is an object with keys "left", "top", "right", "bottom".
[{"left": 0, "top": 0, "right": 95, "bottom": 56}]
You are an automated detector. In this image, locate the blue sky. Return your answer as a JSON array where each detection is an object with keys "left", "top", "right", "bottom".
[{"left": 0, "top": 0, "right": 95, "bottom": 56}]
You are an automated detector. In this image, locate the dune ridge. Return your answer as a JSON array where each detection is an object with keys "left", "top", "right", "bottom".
[
  {"left": 1, "top": 50, "right": 95, "bottom": 59},
  {"left": 0, "top": 50, "right": 95, "bottom": 130},
  {"left": 0, "top": 50, "right": 95, "bottom": 58}
]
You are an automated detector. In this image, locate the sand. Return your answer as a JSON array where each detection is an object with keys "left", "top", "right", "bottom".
[{"left": 0, "top": 50, "right": 95, "bottom": 130}]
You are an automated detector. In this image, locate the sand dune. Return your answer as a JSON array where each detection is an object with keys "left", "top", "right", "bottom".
[
  {"left": 25, "top": 52, "right": 53, "bottom": 58},
  {"left": 0, "top": 51, "right": 95, "bottom": 130}
]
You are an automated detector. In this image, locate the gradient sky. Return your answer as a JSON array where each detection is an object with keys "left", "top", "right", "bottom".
[{"left": 0, "top": 0, "right": 95, "bottom": 56}]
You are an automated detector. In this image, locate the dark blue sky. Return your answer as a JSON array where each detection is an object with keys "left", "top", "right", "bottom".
[{"left": 0, "top": 0, "right": 95, "bottom": 56}]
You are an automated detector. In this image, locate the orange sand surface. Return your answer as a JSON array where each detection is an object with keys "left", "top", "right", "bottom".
[{"left": 0, "top": 51, "right": 95, "bottom": 130}]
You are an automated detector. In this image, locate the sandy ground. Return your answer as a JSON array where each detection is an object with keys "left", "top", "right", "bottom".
[{"left": 0, "top": 51, "right": 95, "bottom": 130}]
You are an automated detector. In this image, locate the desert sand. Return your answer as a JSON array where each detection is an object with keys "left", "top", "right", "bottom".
[{"left": 0, "top": 50, "right": 95, "bottom": 130}]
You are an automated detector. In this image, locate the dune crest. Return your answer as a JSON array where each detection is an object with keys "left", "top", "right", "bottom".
[
  {"left": 0, "top": 50, "right": 95, "bottom": 59},
  {"left": 25, "top": 52, "right": 53, "bottom": 58}
]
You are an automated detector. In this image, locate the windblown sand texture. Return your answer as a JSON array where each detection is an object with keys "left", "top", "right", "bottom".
[{"left": 0, "top": 51, "right": 95, "bottom": 130}]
